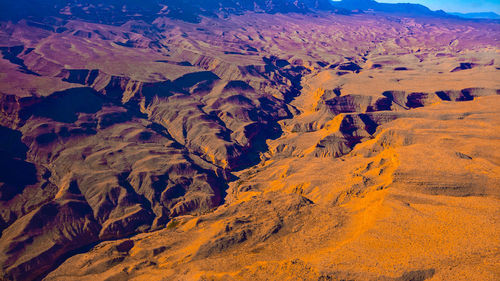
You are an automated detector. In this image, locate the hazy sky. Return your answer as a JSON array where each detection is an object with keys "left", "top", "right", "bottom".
[{"left": 376, "top": 0, "right": 500, "bottom": 13}]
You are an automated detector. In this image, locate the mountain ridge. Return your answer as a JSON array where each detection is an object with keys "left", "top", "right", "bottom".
[
  {"left": 0, "top": 0, "right": 499, "bottom": 280},
  {"left": 0, "top": 0, "right": 463, "bottom": 24},
  {"left": 331, "top": 0, "right": 448, "bottom": 16},
  {"left": 0, "top": 0, "right": 344, "bottom": 24},
  {"left": 449, "top": 11, "right": 500, "bottom": 20}
]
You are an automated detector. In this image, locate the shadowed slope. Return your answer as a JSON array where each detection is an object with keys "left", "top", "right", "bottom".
[{"left": 0, "top": 2, "right": 499, "bottom": 280}]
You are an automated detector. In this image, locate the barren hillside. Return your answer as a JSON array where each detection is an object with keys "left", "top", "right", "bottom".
[{"left": 0, "top": 1, "right": 499, "bottom": 280}]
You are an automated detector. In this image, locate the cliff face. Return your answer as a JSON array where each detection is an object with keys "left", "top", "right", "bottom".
[{"left": 0, "top": 1, "right": 499, "bottom": 280}]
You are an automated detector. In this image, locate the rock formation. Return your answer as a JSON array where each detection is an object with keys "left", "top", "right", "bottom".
[{"left": 0, "top": 0, "right": 499, "bottom": 280}]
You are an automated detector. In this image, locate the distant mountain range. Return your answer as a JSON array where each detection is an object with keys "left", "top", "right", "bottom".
[
  {"left": 449, "top": 12, "right": 500, "bottom": 20},
  {"left": 0, "top": 0, "right": 344, "bottom": 23},
  {"left": 331, "top": 0, "right": 445, "bottom": 16},
  {"left": 1, "top": 0, "right": 497, "bottom": 24}
]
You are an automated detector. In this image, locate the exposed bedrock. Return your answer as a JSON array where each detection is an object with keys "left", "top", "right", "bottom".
[
  {"left": 309, "top": 113, "right": 384, "bottom": 158},
  {"left": 51, "top": 55, "right": 302, "bottom": 170},
  {"left": 0, "top": 5, "right": 498, "bottom": 280},
  {"left": 0, "top": 51, "right": 311, "bottom": 279},
  {"left": 0, "top": 88, "right": 227, "bottom": 280},
  {"left": 279, "top": 87, "right": 499, "bottom": 159}
]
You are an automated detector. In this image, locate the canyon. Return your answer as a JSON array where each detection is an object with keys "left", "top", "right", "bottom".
[{"left": 0, "top": 1, "right": 499, "bottom": 280}]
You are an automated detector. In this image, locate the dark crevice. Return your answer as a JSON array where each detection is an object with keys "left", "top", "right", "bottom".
[{"left": 0, "top": 45, "right": 40, "bottom": 76}]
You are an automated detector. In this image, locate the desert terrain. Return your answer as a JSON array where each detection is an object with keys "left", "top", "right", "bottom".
[{"left": 0, "top": 1, "right": 499, "bottom": 280}]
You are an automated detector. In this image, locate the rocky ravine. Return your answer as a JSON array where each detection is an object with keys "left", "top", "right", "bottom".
[{"left": 0, "top": 2, "right": 500, "bottom": 280}]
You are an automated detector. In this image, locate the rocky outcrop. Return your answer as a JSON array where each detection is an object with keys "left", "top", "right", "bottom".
[
  {"left": 0, "top": 46, "right": 39, "bottom": 76},
  {"left": 0, "top": 2, "right": 499, "bottom": 280},
  {"left": 0, "top": 37, "right": 312, "bottom": 281},
  {"left": 0, "top": 86, "right": 229, "bottom": 279}
]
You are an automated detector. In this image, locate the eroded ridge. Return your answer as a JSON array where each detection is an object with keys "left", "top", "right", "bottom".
[{"left": 0, "top": 3, "right": 499, "bottom": 280}]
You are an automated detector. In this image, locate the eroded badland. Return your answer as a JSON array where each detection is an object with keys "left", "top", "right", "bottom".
[{"left": 0, "top": 1, "right": 499, "bottom": 280}]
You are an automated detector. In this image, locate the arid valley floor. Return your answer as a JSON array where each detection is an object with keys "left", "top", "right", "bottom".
[{"left": 0, "top": 1, "right": 499, "bottom": 280}]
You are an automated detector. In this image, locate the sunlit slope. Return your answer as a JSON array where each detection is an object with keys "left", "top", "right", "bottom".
[
  {"left": 0, "top": 8, "right": 499, "bottom": 281},
  {"left": 45, "top": 67, "right": 500, "bottom": 281}
]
